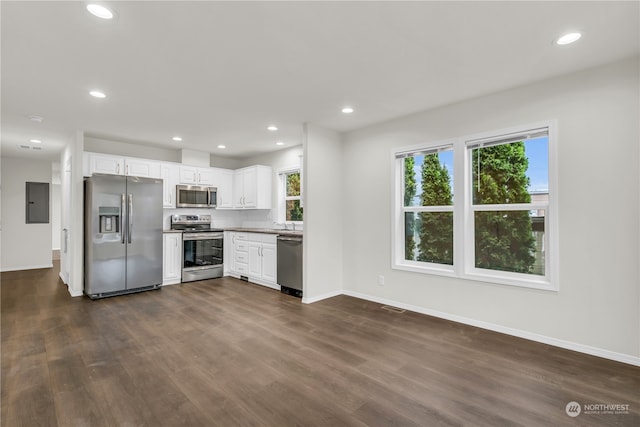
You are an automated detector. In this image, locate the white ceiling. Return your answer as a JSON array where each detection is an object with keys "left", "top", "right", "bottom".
[{"left": 2, "top": 1, "right": 638, "bottom": 161}]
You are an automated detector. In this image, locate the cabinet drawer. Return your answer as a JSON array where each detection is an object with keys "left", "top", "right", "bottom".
[
  {"left": 235, "top": 233, "right": 249, "bottom": 241},
  {"left": 235, "top": 252, "right": 248, "bottom": 263},
  {"left": 235, "top": 241, "right": 248, "bottom": 252},
  {"left": 235, "top": 262, "right": 248, "bottom": 274}
]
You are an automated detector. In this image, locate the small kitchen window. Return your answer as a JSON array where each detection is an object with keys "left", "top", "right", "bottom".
[{"left": 278, "top": 168, "right": 303, "bottom": 223}]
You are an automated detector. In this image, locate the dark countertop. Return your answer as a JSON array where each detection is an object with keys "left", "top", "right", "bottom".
[
  {"left": 163, "top": 229, "right": 183, "bottom": 234},
  {"left": 223, "top": 227, "right": 303, "bottom": 237}
]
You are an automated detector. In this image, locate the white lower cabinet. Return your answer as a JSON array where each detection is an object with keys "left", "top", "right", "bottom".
[
  {"left": 163, "top": 232, "right": 182, "bottom": 285},
  {"left": 227, "top": 232, "right": 278, "bottom": 289},
  {"left": 260, "top": 242, "right": 277, "bottom": 283}
]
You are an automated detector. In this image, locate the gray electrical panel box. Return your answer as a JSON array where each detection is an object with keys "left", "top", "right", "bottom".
[{"left": 26, "top": 182, "right": 50, "bottom": 224}]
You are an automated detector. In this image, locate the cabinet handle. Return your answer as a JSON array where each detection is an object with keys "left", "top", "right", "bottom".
[
  {"left": 117, "top": 163, "right": 120, "bottom": 174},
  {"left": 126, "top": 164, "right": 129, "bottom": 175}
]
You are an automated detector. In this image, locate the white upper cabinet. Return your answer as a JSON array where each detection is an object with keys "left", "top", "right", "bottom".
[
  {"left": 84, "top": 153, "right": 160, "bottom": 179},
  {"left": 212, "top": 168, "right": 234, "bottom": 209},
  {"left": 179, "top": 166, "right": 215, "bottom": 186},
  {"left": 160, "top": 163, "right": 179, "bottom": 208},
  {"left": 234, "top": 165, "right": 272, "bottom": 209},
  {"left": 125, "top": 159, "right": 161, "bottom": 179},
  {"left": 198, "top": 168, "right": 215, "bottom": 186},
  {"left": 85, "top": 153, "right": 271, "bottom": 211},
  {"left": 85, "top": 153, "right": 125, "bottom": 176}
]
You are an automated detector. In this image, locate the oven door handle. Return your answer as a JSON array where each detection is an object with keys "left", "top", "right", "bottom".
[{"left": 183, "top": 233, "right": 224, "bottom": 241}]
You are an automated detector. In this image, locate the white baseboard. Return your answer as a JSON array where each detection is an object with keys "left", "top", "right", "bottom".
[
  {"left": 1, "top": 263, "right": 53, "bottom": 272},
  {"left": 302, "top": 289, "right": 343, "bottom": 304},
  {"left": 59, "top": 272, "right": 69, "bottom": 284},
  {"left": 339, "top": 290, "right": 640, "bottom": 367},
  {"left": 68, "top": 287, "right": 83, "bottom": 297}
]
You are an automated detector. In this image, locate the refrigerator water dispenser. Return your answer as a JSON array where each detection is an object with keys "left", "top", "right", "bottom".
[{"left": 99, "top": 206, "right": 120, "bottom": 233}]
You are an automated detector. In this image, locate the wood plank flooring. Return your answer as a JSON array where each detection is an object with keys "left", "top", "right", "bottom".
[{"left": 2, "top": 263, "right": 639, "bottom": 426}]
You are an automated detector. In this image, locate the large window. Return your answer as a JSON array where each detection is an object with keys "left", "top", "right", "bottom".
[{"left": 393, "top": 122, "right": 557, "bottom": 290}]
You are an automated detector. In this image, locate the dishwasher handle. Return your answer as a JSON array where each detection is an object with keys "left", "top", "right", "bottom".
[{"left": 277, "top": 236, "right": 302, "bottom": 243}]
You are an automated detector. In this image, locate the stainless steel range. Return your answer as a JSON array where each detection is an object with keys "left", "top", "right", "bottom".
[{"left": 171, "top": 214, "right": 223, "bottom": 282}]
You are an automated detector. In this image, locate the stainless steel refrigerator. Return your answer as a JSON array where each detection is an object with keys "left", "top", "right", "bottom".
[{"left": 84, "top": 174, "right": 163, "bottom": 298}]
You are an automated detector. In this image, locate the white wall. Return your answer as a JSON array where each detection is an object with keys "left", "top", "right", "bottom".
[
  {"left": 84, "top": 136, "right": 181, "bottom": 163},
  {"left": 341, "top": 57, "right": 640, "bottom": 363},
  {"left": 0, "top": 156, "right": 53, "bottom": 271},
  {"left": 60, "top": 131, "right": 85, "bottom": 296},
  {"left": 303, "top": 124, "right": 343, "bottom": 302},
  {"left": 210, "top": 155, "right": 242, "bottom": 170},
  {"left": 51, "top": 183, "right": 61, "bottom": 250},
  {"left": 51, "top": 162, "right": 61, "bottom": 250}
]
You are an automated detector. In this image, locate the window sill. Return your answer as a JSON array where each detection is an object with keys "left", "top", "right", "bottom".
[{"left": 392, "top": 261, "right": 557, "bottom": 291}]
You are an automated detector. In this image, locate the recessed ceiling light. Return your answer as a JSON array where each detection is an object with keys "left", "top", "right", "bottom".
[
  {"left": 29, "top": 139, "right": 42, "bottom": 144},
  {"left": 341, "top": 106, "right": 354, "bottom": 114},
  {"left": 87, "top": 4, "right": 114, "bottom": 20},
  {"left": 172, "top": 136, "right": 183, "bottom": 142},
  {"left": 275, "top": 141, "right": 285, "bottom": 146},
  {"left": 28, "top": 115, "right": 44, "bottom": 123},
  {"left": 556, "top": 32, "right": 582, "bottom": 45},
  {"left": 267, "top": 125, "right": 278, "bottom": 131},
  {"left": 217, "top": 145, "right": 226, "bottom": 149},
  {"left": 89, "top": 90, "right": 106, "bottom": 98}
]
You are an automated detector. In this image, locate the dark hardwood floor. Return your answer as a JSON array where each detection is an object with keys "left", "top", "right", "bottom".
[{"left": 2, "top": 263, "right": 639, "bottom": 426}]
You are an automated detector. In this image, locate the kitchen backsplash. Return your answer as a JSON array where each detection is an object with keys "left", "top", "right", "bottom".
[{"left": 163, "top": 208, "right": 290, "bottom": 230}]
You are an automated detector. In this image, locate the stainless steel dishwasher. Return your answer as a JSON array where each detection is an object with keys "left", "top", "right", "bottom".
[{"left": 277, "top": 235, "right": 303, "bottom": 297}]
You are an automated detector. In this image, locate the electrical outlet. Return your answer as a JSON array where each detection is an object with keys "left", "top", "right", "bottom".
[{"left": 378, "top": 275, "right": 385, "bottom": 286}]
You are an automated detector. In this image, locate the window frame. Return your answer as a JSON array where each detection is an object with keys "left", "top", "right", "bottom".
[
  {"left": 396, "top": 143, "right": 456, "bottom": 274},
  {"left": 278, "top": 166, "right": 303, "bottom": 224},
  {"left": 392, "top": 120, "right": 558, "bottom": 291}
]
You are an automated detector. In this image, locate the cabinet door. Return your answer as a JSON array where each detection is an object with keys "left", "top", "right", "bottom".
[
  {"left": 242, "top": 167, "right": 258, "bottom": 208},
  {"left": 248, "top": 241, "right": 262, "bottom": 277},
  {"left": 179, "top": 166, "right": 199, "bottom": 185},
  {"left": 163, "top": 233, "right": 182, "bottom": 284},
  {"left": 90, "top": 154, "right": 124, "bottom": 175},
  {"left": 197, "top": 168, "right": 215, "bottom": 186},
  {"left": 261, "top": 243, "right": 277, "bottom": 283},
  {"left": 233, "top": 170, "right": 245, "bottom": 208},
  {"left": 224, "top": 232, "right": 235, "bottom": 274},
  {"left": 160, "top": 163, "right": 178, "bottom": 208},
  {"left": 213, "top": 169, "right": 234, "bottom": 209},
  {"left": 126, "top": 159, "right": 160, "bottom": 178}
]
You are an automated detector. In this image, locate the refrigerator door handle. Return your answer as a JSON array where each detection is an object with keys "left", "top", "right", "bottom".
[
  {"left": 128, "top": 193, "right": 133, "bottom": 244},
  {"left": 121, "top": 193, "right": 126, "bottom": 244}
]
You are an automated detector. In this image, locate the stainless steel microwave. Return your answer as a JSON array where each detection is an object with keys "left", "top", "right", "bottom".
[{"left": 175, "top": 185, "right": 217, "bottom": 208}]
